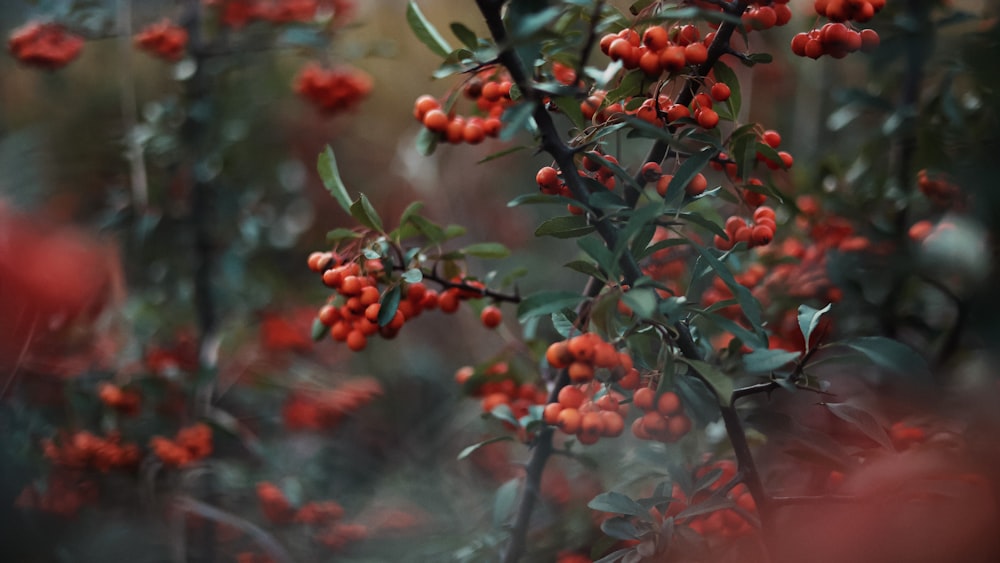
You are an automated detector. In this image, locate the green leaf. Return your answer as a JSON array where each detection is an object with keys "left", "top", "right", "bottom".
[
  {"left": 457, "top": 436, "right": 513, "bottom": 460},
  {"left": 798, "top": 303, "right": 832, "bottom": 352},
  {"left": 493, "top": 478, "right": 520, "bottom": 528},
  {"left": 415, "top": 126, "right": 438, "bottom": 156},
  {"left": 667, "top": 147, "right": 718, "bottom": 199},
  {"left": 507, "top": 193, "right": 580, "bottom": 208},
  {"left": 622, "top": 288, "right": 658, "bottom": 319},
  {"left": 350, "top": 194, "right": 384, "bottom": 232},
  {"left": 317, "top": 146, "right": 352, "bottom": 215},
  {"left": 326, "top": 228, "right": 361, "bottom": 244},
  {"left": 462, "top": 242, "right": 510, "bottom": 259},
  {"left": 680, "top": 358, "right": 734, "bottom": 406},
  {"left": 443, "top": 224, "right": 467, "bottom": 239},
  {"left": 517, "top": 291, "right": 586, "bottom": 322},
  {"left": 477, "top": 145, "right": 528, "bottom": 164},
  {"left": 402, "top": 268, "right": 423, "bottom": 283},
  {"left": 742, "top": 349, "right": 800, "bottom": 374},
  {"left": 410, "top": 215, "right": 446, "bottom": 243},
  {"left": 311, "top": 318, "right": 329, "bottom": 342},
  {"left": 838, "top": 336, "right": 932, "bottom": 380},
  {"left": 535, "top": 215, "right": 595, "bottom": 238},
  {"left": 398, "top": 201, "right": 424, "bottom": 228},
  {"left": 824, "top": 402, "right": 893, "bottom": 450},
  {"left": 489, "top": 404, "right": 519, "bottom": 426},
  {"left": 551, "top": 95, "right": 585, "bottom": 129},
  {"left": 377, "top": 285, "right": 402, "bottom": 327},
  {"left": 578, "top": 237, "right": 617, "bottom": 278},
  {"left": 688, "top": 242, "right": 765, "bottom": 342},
  {"left": 600, "top": 516, "right": 640, "bottom": 540},
  {"left": 499, "top": 102, "right": 535, "bottom": 141},
  {"left": 406, "top": 1, "right": 453, "bottom": 58},
  {"left": 712, "top": 60, "right": 741, "bottom": 118},
  {"left": 607, "top": 69, "right": 645, "bottom": 104},
  {"left": 564, "top": 259, "right": 605, "bottom": 280},
  {"left": 449, "top": 22, "right": 478, "bottom": 49},
  {"left": 744, "top": 52, "right": 772, "bottom": 66},
  {"left": 588, "top": 491, "right": 647, "bottom": 517}
]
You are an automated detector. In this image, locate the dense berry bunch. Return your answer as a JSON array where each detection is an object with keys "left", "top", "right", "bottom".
[
  {"left": 455, "top": 362, "right": 548, "bottom": 421},
  {"left": 282, "top": 377, "right": 383, "bottom": 430},
  {"left": 666, "top": 460, "right": 758, "bottom": 538},
  {"left": 204, "top": 0, "right": 356, "bottom": 28},
  {"left": 149, "top": 423, "right": 213, "bottom": 467},
  {"left": 791, "top": 23, "right": 880, "bottom": 59},
  {"left": 917, "top": 168, "right": 962, "bottom": 208},
  {"left": 714, "top": 206, "right": 777, "bottom": 250},
  {"left": 740, "top": 0, "right": 794, "bottom": 31},
  {"left": 134, "top": 19, "right": 189, "bottom": 61},
  {"left": 98, "top": 382, "right": 142, "bottom": 416},
  {"left": 43, "top": 430, "right": 141, "bottom": 472},
  {"left": 294, "top": 62, "right": 373, "bottom": 114},
  {"left": 412, "top": 68, "right": 512, "bottom": 145},
  {"left": 542, "top": 383, "right": 629, "bottom": 446},
  {"left": 629, "top": 388, "right": 691, "bottom": 443},
  {"left": 7, "top": 22, "right": 84, "bottom": 69},
  {"left": 791, "top": 0, "right": 884, "bottom": 59},
  {"left": 15, "top": 471, "right": 99, "bottom": 517}
]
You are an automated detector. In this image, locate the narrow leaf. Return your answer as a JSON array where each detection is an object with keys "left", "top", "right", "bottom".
[
  {"left": 742, "top": 349, "right": 801, "bottom": 374},
  {"left": 535, "top": 215, "right": 595, "bottom": 238},
  {"left": 839, "top": 336, "right": 932, "bottom": 380},
  {"left": 376, "top": 286, "right": 402, "bottom": 327},
  {"left": 517, "top": 291, "right": 586, "bottom": 322},
  {"left": 824, "top": 402, "right": 893, "bottom": 450},
  {"left": 406, "top": 1, "right": 453, "bottom": 58},
  {"left": 680, "top": 359, "right": 734, "bottom": 406},
  {"left": 317, "top": 146, "right": 351, "bottom": 214},
  {"left": 462, "top": 242, "right": 510, "bottom": 258},
  {"left": 588, "top": 491, "right": 647, "bottom": 516},
  {"left": 350, "top": 194, "right": 383, "bottom": 232},
  {"left": 798, "top": 303, "right": 832, "bottom": 352},
  {"left": 457, "top": 436, "right": 513, "bottom": 460}
]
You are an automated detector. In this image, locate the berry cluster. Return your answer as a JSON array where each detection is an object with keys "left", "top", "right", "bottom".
[
  {"left": 600, "top": 25, "right": 711, "bottom": 78},
  {"left": 791, "top": 23, "right": 880, "bottom": 59},
  {"left": 917, "top": 168, "right": 962, "bottom": 209},
  {"left": 282, "top": 377, "right": 383, "bottom": 430},
  {"left": 43, "top": 431, "right": 141, "bottom": 472},
  {"left": 740, "top": 0, "right": 794, "bottom": 31},
  {"left": 98, "top": 382, "right": 141, "bottom": 416},
  {"left": 544, "top": 333, "right": 637, "bottom": 385},
  {"left": 542, "top": 384, "right": 628, "bottom": 446},
  {"left": 814, "top": 0, "right": 885, "bottom": 23},
  {"left": 535, "top": 150, "right": 622, "bottom": 214},
  {"left": 665, "top": 460, "right": 758, "bottom": 538},
  {"left": 134, "top": 19, "right": 188, "bottom": 61},
  {"left": 149, "top": 423, "right": 213, "bottom": 467},
  {"left": 714, "top": 206, "right": 777, "bottom": 251},
  {"left": 455, "top": 362, "right": 548, "bottom": 421},
  {"left": 412, "top": 69, "right": 511, "bottom": 145},
  {"left": 538, "top": 334, "right": 643, "bottom": 446},
  {"left": 15, "top": 471, "right": 98, "bottom": 518},
  {"left": 204, "top": 0, "right": 356, "bottom": 28},
  {"left": 294, "top": 62, "right": 373, "bottom": 114},
  {"left": 643, "top": 162, "right": 709, "bottom": 198},
  {"left": 7, "top": 22, "right": 84, "bottom": 70},
  {"left": 255, "top": 481, "right": 367, "bottom": 551},
  {"left": 791, "top": 0, "right": 883, "bottom": 59},
  {"left": 629, "top": 388, "right": 692, "bottom": 443}
]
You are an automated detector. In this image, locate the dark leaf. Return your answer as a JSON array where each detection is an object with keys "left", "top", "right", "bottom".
[
  {"left": 406, "top": 1, "right": 453, "bottom": 58},
  {"left": 377, "top": 285, "right": 402, "bottom": 327},
  {"left": 317, "top": 146, "right": 352, "bottom": 214}
]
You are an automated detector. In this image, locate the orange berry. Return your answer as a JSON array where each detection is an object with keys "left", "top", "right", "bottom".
[
  {"left": 422, "top": 108, "right": 449, "bottom": 132},
  {"left": 543, "top": 402, "right": 563, "bottom": 425},
  {"left": 580, "top": 411, "right": 605, "bottom": 437},
  {"left": 480, "top": 305, "right": 502, "bottom": 328},
  {"left": 557, "top": 408, "right": 581, "bottom": 434},
  {"left": 600, "top": 411, "right": 625, "bottom": 437},
  {"left": 568, "top": 361, "right": 595, "bottom": 382},
  {"left": 557, "top": 385, "right": 586, "bottom": 409},
  {"left": 346, "top": 330, "right": 367, "bottom": 351},
  {"left": 656, "top": 391, "right": 682, "bottom": 416},
  {"left": 567, "top": 335, "right": 595, "bottom": 362},
  {"left": 710, "top": 82, "right": 731, "bottom": 102},
  {"left": 546, "top": 341, "right": 573, "bottom": 368},
  {"left": 633, "top": 387, "right": 656, "bottom": 411}
]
